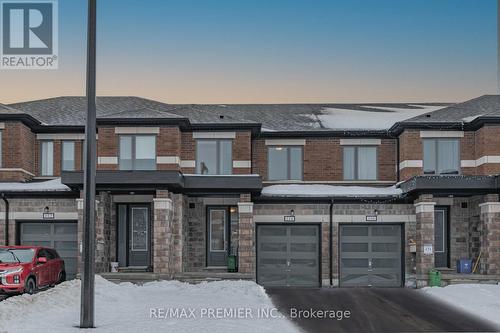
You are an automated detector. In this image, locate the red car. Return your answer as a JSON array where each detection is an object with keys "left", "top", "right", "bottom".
[{"left": 0, "top": 246, "right": 66, "bottom": 295}]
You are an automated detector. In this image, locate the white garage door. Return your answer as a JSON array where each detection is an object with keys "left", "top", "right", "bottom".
[{"left": 20, "top": 222, "right": 78, "bottom": 279}]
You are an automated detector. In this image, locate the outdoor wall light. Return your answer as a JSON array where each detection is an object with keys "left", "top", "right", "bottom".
[
  {"left": 290, "top": 209, "right": 295, "bottom": 216},
  {"left": 374, "top": 209, "right": 379, "bottom": 215},
  {"left": 44, "top": 206, "right": 50, "bottom": 213}
]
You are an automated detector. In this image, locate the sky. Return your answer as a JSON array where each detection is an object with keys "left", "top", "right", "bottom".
[{"left": 0, "top": 0, "right": 497, "bottom": 104}]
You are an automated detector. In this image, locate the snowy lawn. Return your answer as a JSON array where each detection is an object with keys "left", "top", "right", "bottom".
[
  {"left": 0, "top": 276, "right": 300, "bottom": 333},
  {"left": 421, "top": 284, "right": 500, "bottom": 327}
]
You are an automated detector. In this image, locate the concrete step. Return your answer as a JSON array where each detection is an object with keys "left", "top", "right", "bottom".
[{"left": 99, "top": 271, "right": 253, "bottom": 285}]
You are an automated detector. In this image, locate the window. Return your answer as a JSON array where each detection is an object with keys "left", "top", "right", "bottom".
[
  {"left": 268, "top": 146, "right": 303, "bottom": 180},
  {"left": 119, "top": 135, "right": 156, "bottom": 170},
  {"left": 61, "top": 141, "right": 75, "bottom": 171},
  {"left": 40, "top": 141, "right": 54, "bottom": 176},
  {"left": 0, "top": 131, "right": 2, "bottom": 167},
  {"left": 343, "top": 146, "right": 377, "bottom": 180},
  {"left": 423, "top": 139, "right": 460, "bottom": 175},
  {"left": 196, "top": 140, "right": 232, "bottom": 175}
]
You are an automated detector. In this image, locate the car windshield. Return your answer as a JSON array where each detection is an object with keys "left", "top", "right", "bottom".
[{"left": 0, "top": 249, "right": 35, "bottom": 263}]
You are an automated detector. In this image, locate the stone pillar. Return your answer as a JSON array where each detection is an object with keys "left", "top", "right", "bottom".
[
  {"left": 153, "top": 190, "right": 174, "bottom": 274},
  {"left": 95, "top": 191, "right": 112, "bottom": 273},
  {"left": 478, "top": 194, "right": 500, "bottom": 275},
  {"left": 414, "top": 194, "right": 435, "bottom": 287},
  {"left": 238, "top": 193, "right": 254, "bottom": 275}
]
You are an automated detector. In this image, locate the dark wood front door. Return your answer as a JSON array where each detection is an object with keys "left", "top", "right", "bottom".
[{"left": 207, "top": 207, "right": 229, "bottom": 266}]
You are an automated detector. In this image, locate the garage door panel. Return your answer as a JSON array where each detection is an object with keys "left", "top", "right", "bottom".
[
  {"left": 20, "top": 222, "right": 78, "bottom": 280},
  {"left": 340, "top": 224, "right": 402, "bottom": 287},
  {"left": 257, "top": 224, "right": 320, "bottom": 287}
]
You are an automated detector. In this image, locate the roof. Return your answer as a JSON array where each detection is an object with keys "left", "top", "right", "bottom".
[
  {"left": 261, "top": 184, "right": 402, "bottom": 198},
  {"left": 0, "top": 178, "right": 70, "bottom": 192},
  {"left": 6, "top": 96, "right": 449, "bottom": 131},
  {"left": 402, "top": 95, "right": 500, "bottom": 124}
]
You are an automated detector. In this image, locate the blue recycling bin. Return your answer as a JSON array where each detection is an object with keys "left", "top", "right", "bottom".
[{"left": 457, "top": 259, "right": 472, "bottom": 274}]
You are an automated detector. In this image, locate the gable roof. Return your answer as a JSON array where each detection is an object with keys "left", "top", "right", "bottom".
[{"left": 6, "top": 96, "right": 449, "bottom": 132}]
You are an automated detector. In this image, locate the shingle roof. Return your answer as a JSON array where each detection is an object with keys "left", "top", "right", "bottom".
[
  {"left": 6, "top": 96, "right": 451, "bottom": 131},
  {"left": 402, "top": 95, "right": 500, "bottom": 124}
]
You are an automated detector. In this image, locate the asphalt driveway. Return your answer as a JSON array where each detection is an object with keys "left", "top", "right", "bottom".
[{"left": 266, "top": 287, "right": 499, "bottom": 333}]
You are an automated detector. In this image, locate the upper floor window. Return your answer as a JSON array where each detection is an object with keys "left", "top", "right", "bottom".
[
  {"left": 343, "top": 146, "right": 377, "bottom": 180},
  {"left": 423, "top": 139, "right": 460, "bottom": 175},
  {"left": 0, "top": 130, "right": 3, "bottom": 168},
  {"left": 119, "top": 135, "right": 156, "bottom": 170},
  {"left": 40, "top": 141, "right": 54, "bottom": 176},
  {"left": 196, "top": 140, "right": 232, "bottom": 175},
  {"left": 268, "top": 146, "right": 303, "bottom": 181},
  {"left": 61, "top": 141, "right": 75, "bottom": 171}
]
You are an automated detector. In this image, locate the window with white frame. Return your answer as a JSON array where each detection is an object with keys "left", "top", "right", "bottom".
[
  {"left": 61, "top": 141, "right": 75, "bottom": 171},
  {"left": 267, "top": 146, "right": 303, "bottom": 180},
  {"left": 196, "top": 140, "right": 232, "bottom": 175},
  {"left": 423, "top": 139, "right": 460, "bottom": 175},
  {"left": 343, "top": 146, "right": 377, "bottom": 180},
  {"left": 119, "top": 135, "right": 156, "bottom": 170},
  {"left": 40, "top": 141, "right": 54, "bottom": 176}
]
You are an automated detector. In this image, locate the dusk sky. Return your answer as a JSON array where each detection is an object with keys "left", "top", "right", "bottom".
[{"left": 0, "top": 0, "right": 497, "bottom": 104}]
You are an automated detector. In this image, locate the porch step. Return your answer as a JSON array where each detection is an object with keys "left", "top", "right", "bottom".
[
  {"left": 440, "top": 273, "right": 500, "bottom": 286},
  {"left": 99, "top": 271, "right": 253, "bottom": 285}
]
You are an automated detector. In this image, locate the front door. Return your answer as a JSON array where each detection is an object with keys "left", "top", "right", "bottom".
[
  {"left": 434, "top": 208, "right": 449, "bottom": 268},
  {"left": 129, "top": 206, "right": 150, "bottom": 267},
  {"left": 207, "top": 207, "right": 229, "bottom": 266}
]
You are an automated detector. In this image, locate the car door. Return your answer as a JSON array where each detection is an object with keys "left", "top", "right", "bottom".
[
  {"left": 44, "top": 249, "right": 57, "bottom": 283},
  {"left": 35, "top": 249, "right": 50, "bottom": 287}
]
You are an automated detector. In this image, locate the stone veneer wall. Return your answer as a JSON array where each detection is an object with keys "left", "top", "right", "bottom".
[{"left": 185, "top": 197, "right": 206, "bottom": 271}]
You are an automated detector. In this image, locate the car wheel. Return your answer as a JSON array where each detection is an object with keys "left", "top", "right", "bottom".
[
  {"left": 58, "top": 271, "right": 66, "bottom": 284},
  {"left": 25, "top": 278, "right": 36, "bottom": 295}
]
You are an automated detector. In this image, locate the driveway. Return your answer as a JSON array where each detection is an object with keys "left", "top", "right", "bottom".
[{"left": 266, "top": 287, "right": 499, "bottom": 333}]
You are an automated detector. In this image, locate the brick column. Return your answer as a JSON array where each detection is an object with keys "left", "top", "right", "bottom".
[
  {"left": 478, "top": 194, "right": 500, "bottom": 275},
  {"left": 414, "top": 194, "right": 435, "bottom": 287},
  {"left": 153, "top": 190, "right": 174, "bottom": 274},
  {"left": 238, "top": 193, "right": 254, "bottom": 275}
]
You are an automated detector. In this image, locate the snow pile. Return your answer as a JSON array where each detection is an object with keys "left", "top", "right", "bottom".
[
  {"left": 261, "top": 184, "right": 402, "bottom": 198},
  {"left": 0, "top": 178, "right": 70, "bottom": 192},
  {"left": 0, "top": 276, "right": 299, "bottom": 333},
  {"left": 421, "top": 284, "right": 500, "bottom": 326},
  {"left": 316, "top": 105, "right": 444, "bottom": 130}
]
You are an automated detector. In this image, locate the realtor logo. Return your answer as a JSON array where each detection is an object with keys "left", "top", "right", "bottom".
[{"left": 1, "top": 0, "right": 58, "bottom": 69}]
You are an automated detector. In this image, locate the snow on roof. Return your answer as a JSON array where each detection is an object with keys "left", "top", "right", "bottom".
[
  {"left": 0, "top": 178, "right": 70, "bottom": 192},
  {"left": 261, "top": 184, "right": 402, "bottom": 198},
  {"left": 462, "top": 115, "right": 483, "bottom": 123},
  {"left": 316, "top": 105, "right": 445, "bottom": 130}
]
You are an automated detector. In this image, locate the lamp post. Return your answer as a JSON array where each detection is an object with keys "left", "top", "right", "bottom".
[{"left": 80, "top": 0, "right": 97, "bottom": 328}]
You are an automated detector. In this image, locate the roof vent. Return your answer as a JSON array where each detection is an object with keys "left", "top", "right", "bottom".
[
  {"left": 425, "top": 114, "right": 431, "bottom": 118},
  {"left": 219, "top": 115, "right": 224, "bottom": 119}
]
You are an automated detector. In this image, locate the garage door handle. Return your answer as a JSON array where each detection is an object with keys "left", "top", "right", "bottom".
[{"left": 287, "top": 260, "right": 291, "bottom": 267}]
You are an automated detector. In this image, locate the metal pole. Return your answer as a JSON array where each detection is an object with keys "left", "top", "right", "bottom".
[
  {"left": 498, "top": 0, "right": 500, "bottom": 94},
  {"left": 80, "top": 0, "right": 97, "bottom": 328}
]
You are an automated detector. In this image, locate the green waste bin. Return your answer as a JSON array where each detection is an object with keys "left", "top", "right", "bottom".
[
  {"left": 428, "top": 269, "right": 441, "bottom": 287},
  {"left": 228, "top": 255, "right": 238, "bottom": 272}
]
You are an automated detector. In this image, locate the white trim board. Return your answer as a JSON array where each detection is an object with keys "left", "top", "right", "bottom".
[
  {"left": 115, "top": 127, "right": 160, "bottom": 134},
  {"left": 399, "top": 160, "right": 423, "bottom": 170},
  {"left": 339, "top": 139, "right": 381, "bottom": 146},
  {"left": 192, "top": 132, "right": 236, "bottom": 139},
  {"left": 0, "top": 168, "right": 35, "bottom": 176},
  {"left": 233, "top": 160, "right": 251, "bottom": 168},
  {"left": 265, "top": 139, "right": 306, "bottom": 146},
  {"left": 180, "top": 160, "right": 196, "bottom": 168},
  {"left": 157, "top": 156, "right": 180, "bottom": 164},
  {"left": 98, "top": 157, "right": 118, "bottom": 165},
  {"left": 420, "top": 131, "right": 464, "bottom": 138},
  {"left": 36, "top": 133, "right": 85, "bottom": 140}
]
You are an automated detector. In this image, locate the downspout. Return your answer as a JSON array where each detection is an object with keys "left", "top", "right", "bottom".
[
  {"left": 396, "top": 136, "right": 401, "bottom": 183},
  {"left": 329, "top": 198, "right": 334, "bottom": 286},
  {"left": 1, "top": 193, "right": 9, "bottom": 246}
]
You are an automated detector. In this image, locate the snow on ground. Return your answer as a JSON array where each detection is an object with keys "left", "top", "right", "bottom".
[
  {"left": 421, "top": 284, "right": 500, "bottom": 327},
  {"left": 261, "top": 184, "right": 402, "bottom": 198},
  {"left": 0, "top": 276, "right": 300, "bottom": 333},
  {"left": 316, "top": 105, "right": 444, "bottom": 130}
]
